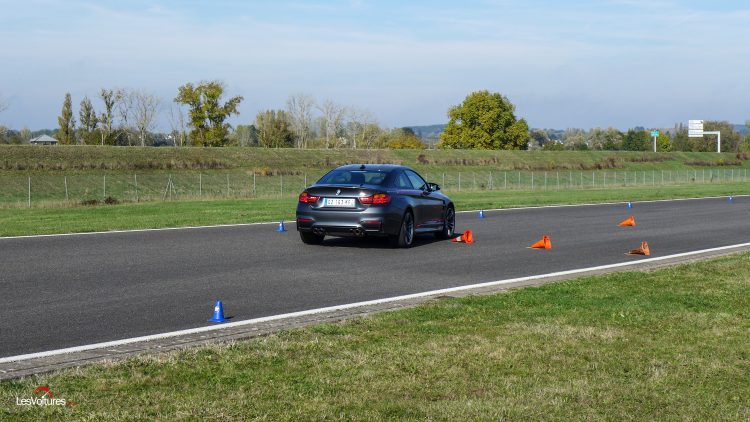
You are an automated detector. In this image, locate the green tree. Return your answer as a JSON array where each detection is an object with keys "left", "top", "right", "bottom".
[
  {"left": 622, "top": 129, "right": 649, "bottom": 151},
  {"left": 99, "top": 89, "right": 122, "bottom": 145},
  {"left": 387, "top": 128, "right": 425, "bottom": 149},
  {"left": 438, "top": 90, "right": 529, "bottom": 150},
  {"left": 255, "top": 110, "right": 295, "bottom": 148},
  {"left": 656, "top": 132, "right": 672, "bottom": 152},
  {"left": 57, "top": 93, "right": 76, "bottom": 145},
  {"left": 704, "top": 121, "right": 741, "bottom": 152},
  {"left": 671, "top": 129, "right": 691, "bottom": 151},
  {"left": 602, "top": 128, "right": 623, "bottom": 150},
  {"left": 78, "top": 96, "right": 98, "bottom": 145},
  {"left": 174, "top": 81, "right": 243, "bottom": 147}
]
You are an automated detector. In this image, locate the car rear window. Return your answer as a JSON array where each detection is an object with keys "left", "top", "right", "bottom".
[{"left": 317, "top": 170, "right": 388, "bottom": 185}]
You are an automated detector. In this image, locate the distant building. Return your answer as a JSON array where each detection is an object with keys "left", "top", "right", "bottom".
[{"left": 29, "top": 135, "right": 58, "bottom": 145}]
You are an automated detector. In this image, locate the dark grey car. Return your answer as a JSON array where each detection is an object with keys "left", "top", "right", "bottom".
[{"left": 296, "top": 164, "right": 455, "bottom": 247}]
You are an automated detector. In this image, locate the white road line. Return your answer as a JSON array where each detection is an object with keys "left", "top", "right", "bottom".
[
  {"left": 2, "top": 241, "right": 749, "bottom": 364},
  {"left": 1, "top": 194, "right": 745, "bottom": 241},
  {"left": 456, "top": 194, "right": 747, "bottom": 214}
]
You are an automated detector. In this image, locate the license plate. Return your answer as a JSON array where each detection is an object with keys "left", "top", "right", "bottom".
[{"left": 324, "top": 198, "right": 355, "bottom": 207}]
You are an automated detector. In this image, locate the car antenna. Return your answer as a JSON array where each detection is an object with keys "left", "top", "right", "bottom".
[{"left": 359, "top": 164, "right": 366, "bottom": 170}]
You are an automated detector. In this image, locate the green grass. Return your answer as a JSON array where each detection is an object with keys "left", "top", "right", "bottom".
[
  {"left": 2, "top": 145, "right": 749, "bottom": 173},
  {"left": 0, "top": 182, "right": 747, "bottom": 236},
  {"left": 2, "top": 252, "right": 749, "bottom": 420}
]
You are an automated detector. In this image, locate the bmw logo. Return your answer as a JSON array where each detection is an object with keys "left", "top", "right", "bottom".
[{"left": 336, "top": 189, "right": 341, "bottom": 195}]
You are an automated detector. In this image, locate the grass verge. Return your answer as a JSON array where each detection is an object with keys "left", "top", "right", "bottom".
[
  {"left": 0, "top": 182, "right": 748, "bottom": 237},
  {"left": 2, "top": 252, "right": 749, "bottom": 420}
]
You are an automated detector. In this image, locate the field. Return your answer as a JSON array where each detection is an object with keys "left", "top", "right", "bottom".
[
  {"left": 2, "top": 252, "right": 748, "bottom": 420},
  {"left": 1, "top": 146, "right": 749, "bottom": 207},
  {"left": 1, "top": 182, "right": 748, "bottom": 237}
]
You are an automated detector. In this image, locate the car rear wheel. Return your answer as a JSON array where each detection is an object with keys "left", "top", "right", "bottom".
[
  {"left": 300, "top": 231, "right": 325, "bottom": 245},
  {"left": 390, "top": 210, "right": 414, "bottom": 248},
  {"left": 436, "top": 205, "right": 455, "bottom": 240}
]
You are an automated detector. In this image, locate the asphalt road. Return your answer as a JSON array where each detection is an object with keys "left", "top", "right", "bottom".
[{"left": 1, "top": 196, "right": 748, "bottom": 358}]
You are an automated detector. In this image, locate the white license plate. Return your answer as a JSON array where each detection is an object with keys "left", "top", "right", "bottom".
[{"left": 324, "top": 198, "right": 355, "bottom": 207}]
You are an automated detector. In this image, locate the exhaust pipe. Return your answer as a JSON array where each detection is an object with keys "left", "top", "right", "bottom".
[
  {"left": 351, "top": 228, "right": 365, "bottom": 237},
  {"left": 313, "top": 228, "right": 326, "bottom": 236}
]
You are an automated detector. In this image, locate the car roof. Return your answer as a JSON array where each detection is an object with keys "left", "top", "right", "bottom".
[{"left": 334, "top": 164, "right": 412, "bottom": 172}]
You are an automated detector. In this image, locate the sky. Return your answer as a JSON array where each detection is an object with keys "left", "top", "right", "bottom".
[{"left": 0, "top": 0, "right": 748, "bottom": 131}]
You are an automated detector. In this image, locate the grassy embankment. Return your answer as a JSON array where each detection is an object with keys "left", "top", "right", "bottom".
[
  {"left": 2, "top": 252, "right": 748, "bottom": 420},
  {"left": 1, "top": 146, "right": 748, "bottom": 236}
]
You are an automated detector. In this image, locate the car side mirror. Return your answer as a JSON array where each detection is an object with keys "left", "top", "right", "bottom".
[{"left": 427, "top": 183, "right": 440, "bottom": 192}]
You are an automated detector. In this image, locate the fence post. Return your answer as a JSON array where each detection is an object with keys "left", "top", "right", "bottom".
[
  {"left": 504, "top": 172, "right": 507, "bottom": 189},
  {"left": 103, "top": 175, "right": 106, "bottom": 198},
  {"left": 64, "top": 176, "right": 69, "bottom": 202},
  {"left": 488, "top": 171, "right": 492, "bottom": 190},
  {"left": 458, "top": 172, "right": 461, "bottom": 192},
  {"left": 557, "top": 171, "right": 560, "bottom": 190},
  {"left": 472, "top": 172, "right": 476, "bottom": 190},
  {"left": 518, "top": 172, "right": 521, "bottom": 188},
  {"left": 592, "top": 171, "right": 595, "bottom": 188},
  {"left": 442, "top": 173, "right": 445, "bottom": 189},
  {"left": 28, "top": 176, "right": 31, "bottom": 208},
  {"left": 199, "top": 173, "right": 202, "bottom": 197},
  {"left": 135, "top": 174, "right": 138, "bottom": 202},
  {"left": 304, "top": 173, "right": 307, "bottom": 188},
  {"left": 544, "top": 172, "right": 547, "bottom": 190},
  {"left": 253, "top": 173, "right": 256, "bottom": 196},
  {"left": 281, "top": 174, "right": 284, "bottom": 197},
  {"left": 580, "top": 172, "right": 583, "bottom": 188},
  {"left": 226, "top": 174, "right": 230, "bottom": 197},
  {"left": 531, "top": 172, "right": 534, "bottom": 190}
]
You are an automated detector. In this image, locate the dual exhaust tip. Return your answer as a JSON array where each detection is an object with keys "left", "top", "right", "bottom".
[{"left": 313, "top": 227, "right": 365, "bottom": 237}]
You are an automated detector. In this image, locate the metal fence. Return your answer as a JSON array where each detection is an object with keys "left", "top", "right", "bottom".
[{"left": 2, "top": 168, "right": 748, "bottom": 207}]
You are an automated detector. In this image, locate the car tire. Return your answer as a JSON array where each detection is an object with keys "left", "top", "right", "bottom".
[
  {"left": 436, "top": 205, "right": 455, "bottom": 240},
  {"left": 300, "top": 231, "right": 325, "bottom": 245},
  {"left": 390, "top": 210, "right": 414, "bottom": 248}
]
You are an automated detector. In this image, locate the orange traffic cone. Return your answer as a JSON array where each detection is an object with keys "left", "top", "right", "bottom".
[
  {"left": 627, "top": 241, "right": 650, "bottom": 256},
  {"left": 529, "top": 235, "right": 552, "bottom": 250},
  {"left": 451, "top": 230, "right": 474, "bottom": 244},
  {"left": 618, "top": 216, "right": 636, "bottom": 227}
]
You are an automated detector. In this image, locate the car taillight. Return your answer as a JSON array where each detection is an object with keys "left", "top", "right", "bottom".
[
  {"left": 360, "top": 193, "right": 390, "bottom": 205},
  {"left": 299, "top": 192, "right": 320, "bottom": 203}
]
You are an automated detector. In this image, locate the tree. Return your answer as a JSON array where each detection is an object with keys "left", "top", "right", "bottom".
[
  {"left": 602, "top": 128, "right": 623, "bottom": 150},
  {"left": 167, "top": 103, "right": 188, "bottom": 147},
  {"left": 255, "top": 110, "right": 295, "bottom": 148},
  {"left": 19, "top": 127, "right": 31, "bottom": 144},
  {"left": 99, "top": 88, "right": 122, "bottom": 145},
  {"left": 78, "top": 96, "right": 98, "bottom": 145},
  {"left": 438, "top": 90, "right": 529, "bottom": 150},
  {"left": 131, "top": 90, "right": 160, "bottom": 146},
  {"left": 116, "top": 89, "right": 135, "bottom": 145},
  {"left": 671, "top": 128, "right": 691, "bottom": 151},
  {"left": 387, "top": 128, "right": 425, "bottom": 149},
  {"left": 656, "top": 132, "right": 672, "bottom": 152},
  {"left": 231, "top": 124, "right": 258, "bottom": 147},
  {"left": 622, "top": 129, "right": 649, "bottom": 151},
  {"left": 286, "top": 93, "right": 315, "bottom": 148},
  {"left": 528, "top": 129, "right": 550, "bottom": 150},
  {"left": 704, "top": 121, "right": 741, "bottom": 152},
  {"left": 317, "top": 99, "right": 345, "bottom": 148},
  {"left": 174, "top": 81, "right": 243, "bottom": 147},
  {"left": 57, "top": 93, "right": 76, "bottom": 145}
]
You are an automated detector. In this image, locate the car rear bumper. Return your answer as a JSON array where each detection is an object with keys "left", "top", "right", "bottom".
[{"left": 296, "top": 207, "right": 398, "bottom": 237}]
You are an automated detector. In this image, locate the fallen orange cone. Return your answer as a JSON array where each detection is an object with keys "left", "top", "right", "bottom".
[
  {"left": 627, "top": 241, "right": 650, "bottom": 256},
  {"left": 452, "top": 230, "right": 474, "bottom": 244},
  {"left": 529, "top": 235, "right": 552, "bottom": 250},
  {"left": 618, "top": 216, "right": 636, "bottom": 227}
]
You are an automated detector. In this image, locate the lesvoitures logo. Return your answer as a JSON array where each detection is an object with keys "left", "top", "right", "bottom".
[{"left": 16, "top": 386, "right": 77, "bottom": 407}]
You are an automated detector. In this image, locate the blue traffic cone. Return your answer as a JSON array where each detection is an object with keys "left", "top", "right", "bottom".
[
  {"left": 478, "top": 209, "right": 485, "bottom": 219},
  {"left": 627, "top": 202, "right": 633, "bottom": 209},
  {"left": 276, "top": 220, "right": 287, "bottom": 232},
  {"left": 729, "top": 196, "right": 734, "bottom": 203},
  {"left": 208, "top": 300, "right": 228, "bottom": 323}
]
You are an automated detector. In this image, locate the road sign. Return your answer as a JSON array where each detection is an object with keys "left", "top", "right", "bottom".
[
  {"left": 650, "top": 130, "right": 659, "bottom": 137},
  {"left": 688, "top": 120, "right": 704, "bottom": 138}
]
